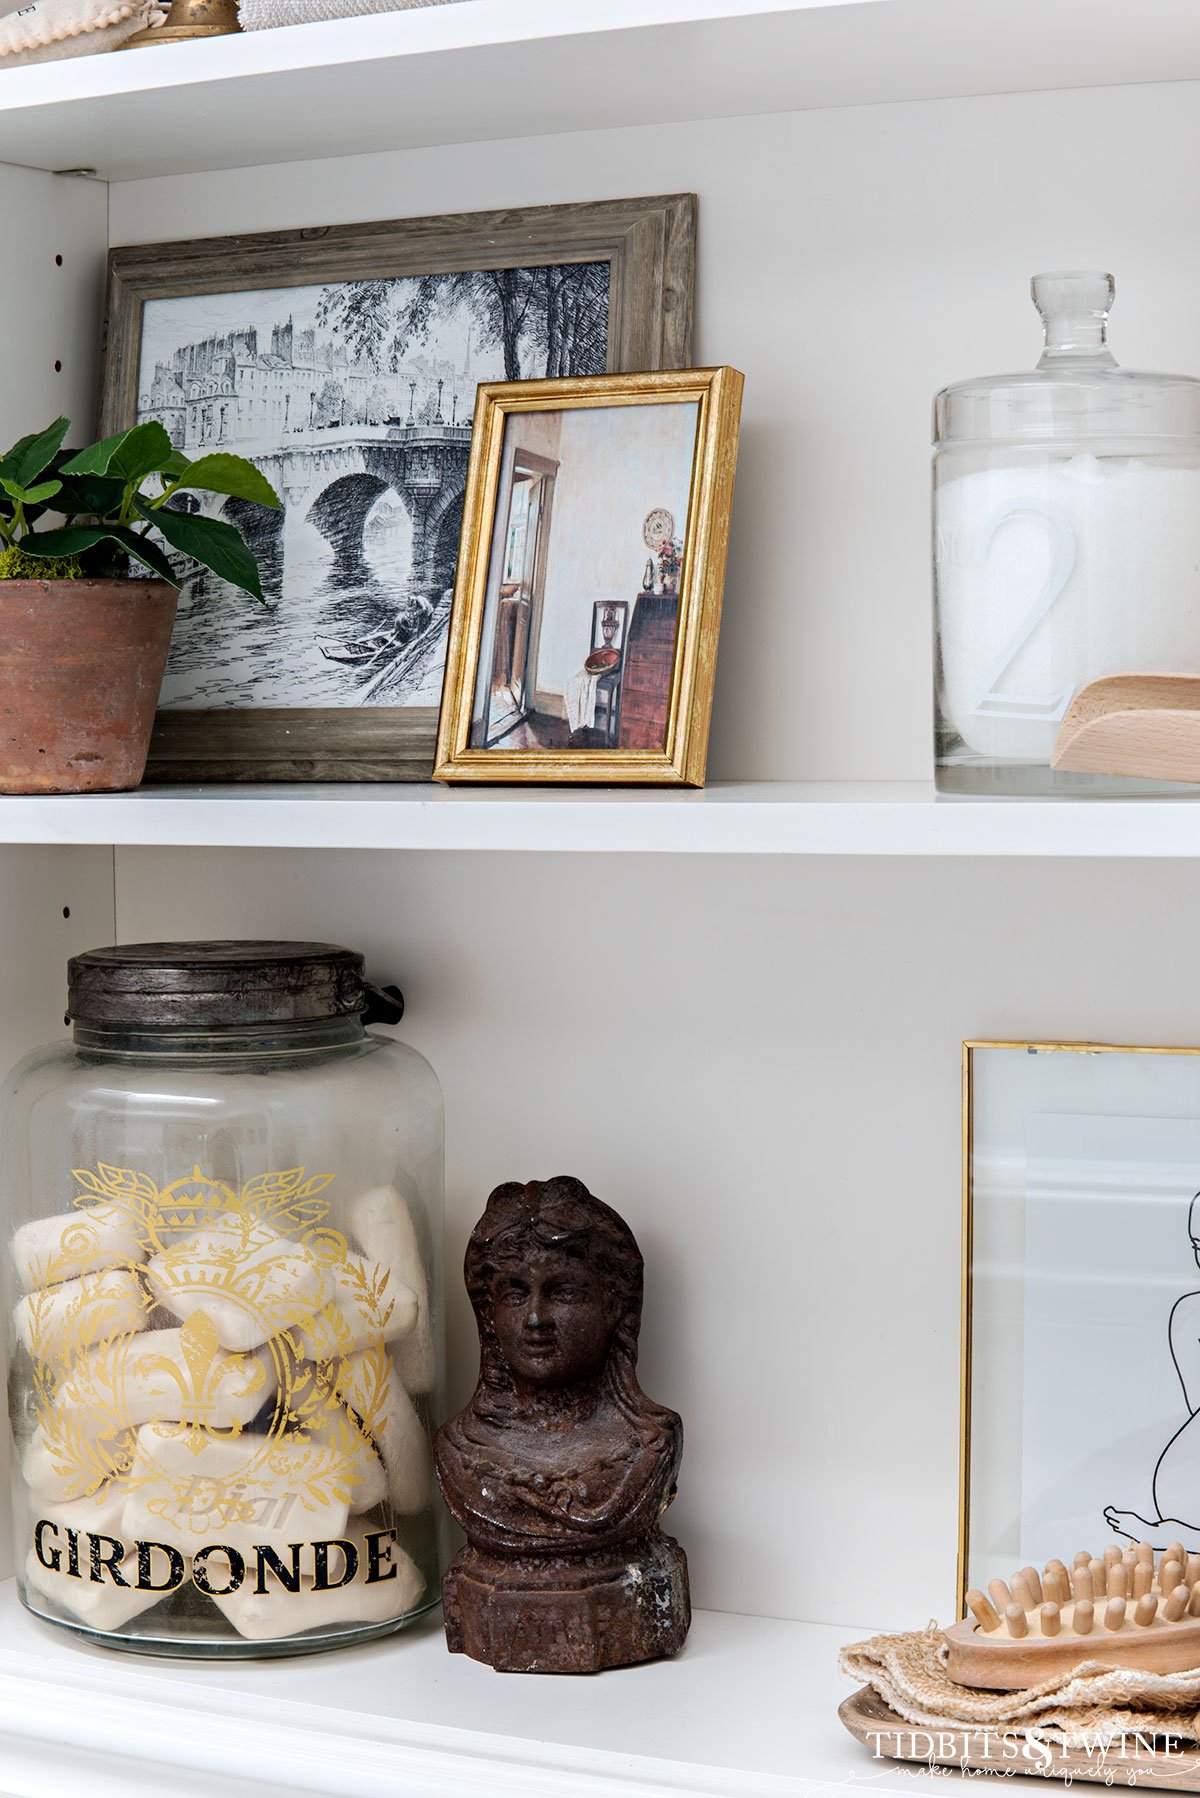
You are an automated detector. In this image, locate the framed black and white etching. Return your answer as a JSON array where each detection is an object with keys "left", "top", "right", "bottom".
[
  {"left": 961, "top": 1041, "right": 1200, "bottom": 1615},
  {"left": 98, "top": 196, "right": 696, "bottom": 781}
]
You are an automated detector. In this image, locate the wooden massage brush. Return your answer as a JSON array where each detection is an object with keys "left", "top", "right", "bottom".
[{"left": 947, "top": 1541, "right": 1200, "bottom": 1688}]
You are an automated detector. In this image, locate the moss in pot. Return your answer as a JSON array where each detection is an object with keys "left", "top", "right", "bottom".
[{"left": 0, "top": 415, "right": 280, "bottom": 794}]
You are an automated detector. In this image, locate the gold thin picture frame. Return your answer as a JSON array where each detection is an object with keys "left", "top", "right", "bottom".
[
  {"left": 958, "top": 1038, "right": 1200, "bottom": 1619},
  {"left": 433, "top": 367, "right": 743, "bottom": 786}
]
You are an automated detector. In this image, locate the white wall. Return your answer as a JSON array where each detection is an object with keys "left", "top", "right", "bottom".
[
  {"left": 103, "top": 844, "right": 1200, "bottom": 1632},
  {"left": 31, "top": 75, "right": 1198, "bottom": 1634},
  {"left": 109, "top": 78, "right": 1200, "bottom": 781},
  {"left": 532, "top": 402, "right": 697, "bottom": 701},
  {"left": 0, "top": 162, "right": 106, "bottom": 452}
]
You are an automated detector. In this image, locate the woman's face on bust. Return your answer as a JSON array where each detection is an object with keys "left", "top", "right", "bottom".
[{"left": 489, "top": 1249, "right": 618, "bottom": 1388}]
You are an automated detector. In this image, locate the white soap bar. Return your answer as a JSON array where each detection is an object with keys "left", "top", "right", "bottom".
[
  {"left": 13, "top": 1203, "right": 147, "bottom": 1293},
  {"left": 336, "top": 1348, "right": 431, "bottom": 1514},
  {"left": 24, "top": 1545, "right": 178, "bottom": 1633},
  {"left": 23, "top": 1423, "right": 136, "bottom": 1504},
  {"left": 350, "top": 1186, "right": 434, "bottom": 1391},
  {"left": 210, "top": 1513, "right": 424, "bottom": 1642},
  {"left": 14, "top": 1268, "right": 146, "bottom": 1366},
  {"left": 21, "top": 1476, "right": 128, "bottom": 1540},
  {"left": 297, "top": 1401, "right": 386, "bottom": 1511},
  {"left": 295, "top": 1249, "right": 417, "bottom": 1361},
  {"left": 146, "top": 1219, "right": 329, "bottom": 1351},
  {"left": 121, "top": 1424, "right": 351, "bottom": 1557},
  {"left": 54, "top": 1326, "right": 276, "bottom": 1439}
]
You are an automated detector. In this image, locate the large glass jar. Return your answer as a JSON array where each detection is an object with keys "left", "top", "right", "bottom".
[
  {"left": 934, "top": 271, "right": 1200, "bottom": 795},
  {"left": 1, "top": 941, "right": 445, "bottom": 1658}
]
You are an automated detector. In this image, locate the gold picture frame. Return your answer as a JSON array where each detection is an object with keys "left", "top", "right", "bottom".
[
  {"left": 99, "top": 195, "right": 697, "bottom": 783},
  {"left": 959, "top": 1038, "right": 1200, "bottom": 1618},
  {"left": 433, "top": 367, "right": 743, "bottom": 786}
]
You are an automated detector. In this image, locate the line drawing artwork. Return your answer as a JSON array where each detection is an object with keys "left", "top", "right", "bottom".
[
  {"left": 1105, "top": 1190, "right": 1200, "bottom": 1553},
  {"left": 136, "top": 264, "right": 611, "bottom": 711}
]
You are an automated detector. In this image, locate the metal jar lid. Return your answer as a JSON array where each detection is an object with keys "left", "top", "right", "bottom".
[{"left": 67, "top": 941, "right": 404, "bottom": 1030}]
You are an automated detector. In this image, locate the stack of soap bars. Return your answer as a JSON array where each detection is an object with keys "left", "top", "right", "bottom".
[{"left": 12, "top": 1182, "right": 436, "bottom": 1645}]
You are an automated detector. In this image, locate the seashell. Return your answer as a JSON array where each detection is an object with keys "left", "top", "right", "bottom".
[{"left": 0, "top": 0, "right": 167, "bottom": 66}]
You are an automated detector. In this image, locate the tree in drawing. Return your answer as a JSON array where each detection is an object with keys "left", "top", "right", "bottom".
[{"left": 316, "top": 264, "right": 609, "bottom": 383}]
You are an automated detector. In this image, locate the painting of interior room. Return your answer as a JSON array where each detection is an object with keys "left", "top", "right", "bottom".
[{"left": 469, "top": 400, "right": 700, "bottom": 752}]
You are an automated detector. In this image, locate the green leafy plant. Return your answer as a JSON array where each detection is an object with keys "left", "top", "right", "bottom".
[{"left": 0, "top": 416, "right": 281, "bottom": 602}]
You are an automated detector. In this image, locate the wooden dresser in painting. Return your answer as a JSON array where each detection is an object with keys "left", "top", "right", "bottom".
[{"left": 618, "top": 591, "right": 679, "bottom": 750}]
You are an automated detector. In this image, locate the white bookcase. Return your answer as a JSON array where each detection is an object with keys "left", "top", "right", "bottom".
[{"left": 5, "top": 2, "right": 1200, "bottom": 1790}]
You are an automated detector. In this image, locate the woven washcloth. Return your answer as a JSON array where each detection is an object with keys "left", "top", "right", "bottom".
[
  {"left": 238, "top": 0, "right": 462, "bottom": 27},
  {"left": 840, "top": 1626, "right": 1200, "bottom": 1748}
]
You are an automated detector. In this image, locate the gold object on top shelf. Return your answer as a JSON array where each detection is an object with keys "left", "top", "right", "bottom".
[{"left": 121, "top": 0, "right": 240, "bottom": 45}]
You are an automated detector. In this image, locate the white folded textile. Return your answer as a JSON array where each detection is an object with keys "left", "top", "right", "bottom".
[
  {"left": 565, "top": 667, "right": 601, "bottom": 736},
  {"left": 238, "top": 0, "right": 461, "bottom": 29}
]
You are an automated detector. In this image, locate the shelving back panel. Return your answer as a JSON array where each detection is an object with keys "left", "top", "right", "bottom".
[
  {"left": 1, "top": 73, "right": 1197, "bottom": 1626},
  {"left": 106, "top": 843, "right": 1200, "bottom": 1630},
  {"left": 105, "top": 79, "right": 1199, "bottom": 786},
  {"left": 0, "top": 163, "right": 107, "bottom": 448}
]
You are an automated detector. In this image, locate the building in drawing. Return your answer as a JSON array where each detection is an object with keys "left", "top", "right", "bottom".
[{"left": 136, "top": 318, "right": 461, "bottom": 452}]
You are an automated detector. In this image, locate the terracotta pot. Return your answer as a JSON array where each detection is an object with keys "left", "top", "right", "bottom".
[{"left": 0, "top": 579, "right": 178, "bottom": 794}]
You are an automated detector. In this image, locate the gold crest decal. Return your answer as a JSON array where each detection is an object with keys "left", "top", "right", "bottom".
[{"left": 26, "top": 1164, "right": 394, "bottom": 1523}]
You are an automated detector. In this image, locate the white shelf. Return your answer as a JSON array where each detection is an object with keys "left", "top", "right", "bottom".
[
  {"left": 6, "top": 0, "right": 1200, "bottom": 181},
  {"left": 8, "top": 779, "right": 1200, "bottom": 855},
  {"left": 0, "top": 1589, "right": 902, "bottom": 1798}
]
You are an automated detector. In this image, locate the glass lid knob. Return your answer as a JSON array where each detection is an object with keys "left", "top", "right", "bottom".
[{"left": 1032, "top": 270, "right": 1117, "bottom": 365}]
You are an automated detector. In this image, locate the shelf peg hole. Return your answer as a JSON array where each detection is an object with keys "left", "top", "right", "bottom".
[
  {"left": 54, "top": 254, "right": 62, "bottom": 266},
  {"left": 53, "top": 360, "right": 62, "bottom": 373},
  {"left": 61, "top": 906, "right": 70, "bottom": 919}
]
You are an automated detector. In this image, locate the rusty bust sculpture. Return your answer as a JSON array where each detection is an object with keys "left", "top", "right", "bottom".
[{"left": 434, "top": 1176, "right": 690, "bottom": 1673}]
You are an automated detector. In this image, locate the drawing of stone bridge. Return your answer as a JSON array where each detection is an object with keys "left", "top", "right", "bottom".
[{"left": 232, "top": 421, "right": 473, "bottom": 589}]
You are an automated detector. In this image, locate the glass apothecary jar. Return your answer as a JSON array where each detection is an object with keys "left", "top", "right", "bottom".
[
  {"left": 934, "top": 271, "right": 1200, "bottom": 795},
  {"left": 1, "top": 940, "right": 446, "bottom": 1658}
]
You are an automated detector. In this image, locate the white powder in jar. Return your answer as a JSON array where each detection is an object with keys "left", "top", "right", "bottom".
[{"left": 935, "top": 455, "right": 1200, "bottom": 764}]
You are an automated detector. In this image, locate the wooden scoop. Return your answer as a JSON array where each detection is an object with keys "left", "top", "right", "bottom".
[{"left": 1051, "top": 673, "right": 1200, "bottom": 783}]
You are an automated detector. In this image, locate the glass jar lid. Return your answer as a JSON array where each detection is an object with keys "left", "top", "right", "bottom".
[
  {"left": 933, "top": 272, "right": 1200, "bottom": 447},
  {"left": 67, "top": 940, "right": 402, "bottom": 1030}
]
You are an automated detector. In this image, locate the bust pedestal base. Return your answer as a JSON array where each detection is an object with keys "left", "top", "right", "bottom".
[{"left": 443, "top": 1538, "right": 690, "bottom": 1674}]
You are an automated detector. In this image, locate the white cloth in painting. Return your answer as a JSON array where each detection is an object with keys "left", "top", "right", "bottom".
[
  {"left": 238, "top": 0, "right": 461, "bottom": 26},
  {"left": 565, "top": 669, "right": 601, "bottom": 736}
]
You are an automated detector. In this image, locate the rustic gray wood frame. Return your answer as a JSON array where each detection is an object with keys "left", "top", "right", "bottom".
[{"left": 98, "top": 195, "right": 697, "bottom": 784}]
